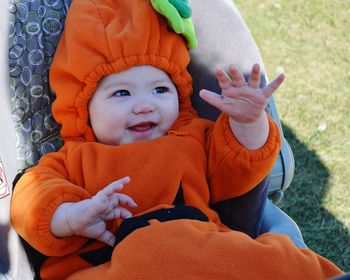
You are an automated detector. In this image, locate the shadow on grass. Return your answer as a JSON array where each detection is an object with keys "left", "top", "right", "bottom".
[{"left": 279, "top": 124, "right": 350, "bottom": 271}]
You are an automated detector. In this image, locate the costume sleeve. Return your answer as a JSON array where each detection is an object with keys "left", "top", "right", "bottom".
[
  {"left": 207, "top": 113, "right": 281, "bottom": 203},
  {"left": 10, "top": 142, "right": 91, "bottom": 257}
]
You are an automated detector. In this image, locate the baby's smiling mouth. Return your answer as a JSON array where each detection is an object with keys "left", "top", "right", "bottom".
[{"left": 128, "top": 122, "right": 156, "bottom": 132}]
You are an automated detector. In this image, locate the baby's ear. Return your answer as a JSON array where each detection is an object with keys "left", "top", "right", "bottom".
[{"left": 188, "top": 0, "right": 265, "bottom": 121}]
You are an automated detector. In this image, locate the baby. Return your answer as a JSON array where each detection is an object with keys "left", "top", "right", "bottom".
[{"left": 11, "top": 0, "right": 342, "bottom": 279}]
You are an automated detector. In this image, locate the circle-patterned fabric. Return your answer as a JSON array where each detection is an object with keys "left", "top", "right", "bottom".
[{"left": 8, "top": 0, "right": 72, "bottom": 170}]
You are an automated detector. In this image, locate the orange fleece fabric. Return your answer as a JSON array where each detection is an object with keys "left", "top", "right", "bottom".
[
  {"left": 11, "top": 113, "right": 341, "bottom": 280},
  {"left": 11, "top": 116, "right": 343, "bottom": 279},
  {"left": 10, "top": 0, "right": 343, "bottom": 279}
]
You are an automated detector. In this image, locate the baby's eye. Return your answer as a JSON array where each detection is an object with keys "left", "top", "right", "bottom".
[
  {"left": 152, "top": 86, "right": 169, "bottom": 95},
  {"left": 113, "top": 89, "right": 130, "bottom": 97}
]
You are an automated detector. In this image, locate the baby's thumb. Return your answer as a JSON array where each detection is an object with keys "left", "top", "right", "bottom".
[{"left": 199, "top": 89, "right": 225, "bottom": 112}]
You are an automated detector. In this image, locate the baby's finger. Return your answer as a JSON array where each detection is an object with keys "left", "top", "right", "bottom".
[
  {"left": 102, "top": 176, "right": 131, "bottom": 196},
  {"left": 248, "top": 64, "right": 261, "bottom": 88},
  {"left": 98, "top": 230, "right": 115, "bottom": 247},
  {"left": 262, "top": 74, "right": 285, "bottom": 97},
  {"left": 199, "top": 89, "right": 226, "bottom": 112},
  {"left": 113, "top": 176, "right": 131, "bottom": 186},
  {"left": 114, "top": 207, "right": 133, "bottom": 220},
  {"left": 112, "top": 193, "right": 137, "bottom": 208},
  {"left": 228, "top": 65, "right": 246, "bottom": 87},
  {"left": 215, "top": 69, "right": 233, "bottom": 91}
]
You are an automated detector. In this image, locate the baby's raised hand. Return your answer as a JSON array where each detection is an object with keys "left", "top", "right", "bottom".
[
  {"left": 51, "top": 176, "right": 137, "bottom": 246},
  {"left": 199, "top": 64, "right": 285, "bottom": 124}
]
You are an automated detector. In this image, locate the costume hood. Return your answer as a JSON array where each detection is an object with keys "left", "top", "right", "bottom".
[{"left": 50, "top": 0, "right": 197, "bottom": 142}]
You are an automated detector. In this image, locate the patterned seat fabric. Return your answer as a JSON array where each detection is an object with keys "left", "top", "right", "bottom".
[{"left": 8, "top": 0, "right": 72, "bottom": 171}]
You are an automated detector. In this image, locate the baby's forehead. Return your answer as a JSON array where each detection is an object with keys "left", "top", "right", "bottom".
[{"left": 98, "top": 65, "right": 175, "bottom": 87}]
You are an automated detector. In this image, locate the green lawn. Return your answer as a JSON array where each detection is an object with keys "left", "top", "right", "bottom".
[{"left": 235, "top": 0, "right": 350, "bottom": 271}]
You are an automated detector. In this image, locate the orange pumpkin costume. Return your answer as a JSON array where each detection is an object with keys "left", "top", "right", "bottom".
[{"left": 10, "top": 0, "right": 343, "bottom": 279}]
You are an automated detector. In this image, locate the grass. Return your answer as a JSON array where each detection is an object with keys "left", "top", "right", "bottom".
[{"left": 234, "top": 0, "right": 350, "bottom": 271}]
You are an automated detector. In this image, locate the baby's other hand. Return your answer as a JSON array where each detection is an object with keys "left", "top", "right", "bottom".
[
  {"left": 53, "top": 176, "right": 137, "bottom": 246},
  {"left": 90, "top": 176, "right": 137, "bottom": 220},
  {"left": 199, "top": 64, "right": 284, "bottom": 124}
]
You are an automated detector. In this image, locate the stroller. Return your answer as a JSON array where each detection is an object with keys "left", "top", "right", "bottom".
[{"left": 0, "top": 0, "right": 295, "bottom": 279}]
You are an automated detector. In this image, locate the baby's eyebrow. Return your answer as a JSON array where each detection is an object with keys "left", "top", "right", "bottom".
[
  {"left": 103, "top": 81, "right": 135, "bottom": 91},
  {"left": 148, "top": 79, "right": 173, "bottom": 86}
]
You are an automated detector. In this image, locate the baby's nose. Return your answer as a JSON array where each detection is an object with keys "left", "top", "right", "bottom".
[{"left": 132, "top": 99, "right": 156, "bottom": 114}]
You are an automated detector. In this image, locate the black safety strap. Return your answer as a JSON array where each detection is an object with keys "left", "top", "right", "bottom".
[{"left": 79, "top": 204, "right": 208, "bottom": 266}]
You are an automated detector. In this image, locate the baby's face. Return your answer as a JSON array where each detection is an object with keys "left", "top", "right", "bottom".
[{"left": 89, "top": 65, "right": 179, "bottom": 145}]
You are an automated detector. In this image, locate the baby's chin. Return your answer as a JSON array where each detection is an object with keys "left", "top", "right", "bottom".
[{"left": 118, "top": 127, "right": 165, "bottom": 145}]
